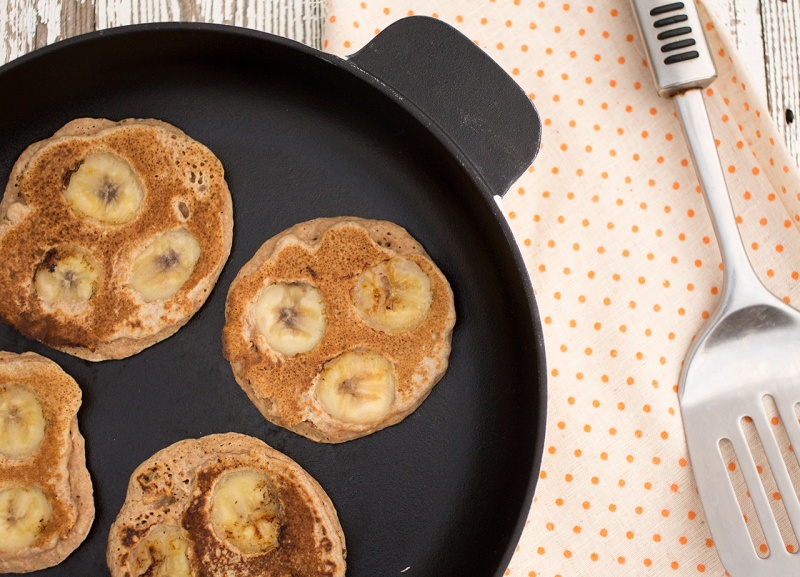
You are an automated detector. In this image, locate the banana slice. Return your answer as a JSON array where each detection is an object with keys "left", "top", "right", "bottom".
[
  {"left": 253, "top": 282, "right": 327, "bottom": 356},
  {"left": 34, "top": 248, "right": 100, "bottom": 307},
  {"left": 130, "top": 525, "right": 191, "bottom": 577},
  {"left": 0, "top": 486, "right": 52, "bottom": 554},
  {"left": 209, "top": 469, "right": 282, "bottom": 555},
  {"left": 0, "top": 385, "right": 46, "bottom": 459},
  {"left": 315, "top": 350, "right": 396, "bottom": 425},
  {"left": 353, "top": 257, "right": 433, "bottom": 333},
  {"left": 63, "top": 152, "right": 144, "bottom": 225},
  {"left": 128, "top": 229, "right": 201, "bottom": 302}
]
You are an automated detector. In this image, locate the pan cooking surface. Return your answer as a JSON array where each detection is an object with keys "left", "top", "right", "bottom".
[{"left": 0, "top": 25, "right": 544, "bottom": 576}]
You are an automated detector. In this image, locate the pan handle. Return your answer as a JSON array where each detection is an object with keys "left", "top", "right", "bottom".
[{"left": 348, "top": 16, "right": 541, "bottom": 198}]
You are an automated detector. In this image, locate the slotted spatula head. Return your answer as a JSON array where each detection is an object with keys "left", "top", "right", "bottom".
[
  {"left": 681, "top": 284, "right": 800, "bottom": 573},
  {"left": 630, "top": 0, "right": 800, "bottom": 573}
]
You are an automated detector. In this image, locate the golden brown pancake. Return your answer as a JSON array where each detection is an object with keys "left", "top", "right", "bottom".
[
  {"left": 0, "top": 351, "right": 93, "bottom": 573},
  {"left": 107, "top": 433, "right": 345, "bottom": 577},
  {"left": 223, "top": 217, "right": 456, "bottom": 443},
  {"left": 0, "top": 118, "right": 233, "bottom": 360}
]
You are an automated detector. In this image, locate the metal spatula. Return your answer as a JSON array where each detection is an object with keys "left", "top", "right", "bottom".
[{"left": 631, "top": 1, "right": 800, "bottom": 574}]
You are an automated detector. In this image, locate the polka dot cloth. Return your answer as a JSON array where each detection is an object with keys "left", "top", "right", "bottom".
[{"left": 325, "top": 1, "right": 800, "bottom": 575}]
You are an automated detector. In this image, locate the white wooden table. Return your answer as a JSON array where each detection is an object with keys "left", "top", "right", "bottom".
[{"left": 1, "top": 0, "right": 798, "bottom": 166}]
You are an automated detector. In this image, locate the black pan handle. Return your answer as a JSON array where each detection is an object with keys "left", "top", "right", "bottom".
[{"left": 349, "top": 16, "right": 541, "bottom": 198}]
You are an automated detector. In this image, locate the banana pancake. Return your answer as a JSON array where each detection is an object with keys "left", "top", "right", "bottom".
[
  {"left": 0, "top": 351, "right": 93, "bottom": 573},
  {"left": 107, "top": 433, "right": 345, "bottom": 577},
  {"left": 223, "top": 217, "right": 456, "bottom": 443},
  {"left": 0, "top": 118, "right": 233, "bottom": 360}
]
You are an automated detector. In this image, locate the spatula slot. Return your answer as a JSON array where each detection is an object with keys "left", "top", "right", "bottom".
[
  {"left": 734, "top": 407, "right": 800, "bottom": 556},
  {"left": 721, "top": 435, "right": 771, "bottom": 558},
  {"left": 762, "top": 396, "right": 800, "bottom": 507}
]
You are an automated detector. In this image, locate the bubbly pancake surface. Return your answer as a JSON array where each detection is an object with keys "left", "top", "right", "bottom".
[
  {"left": 0, "top": 118, "right": 233, "bottom": 360},
  {"left": 107, "top": 433, "right": 345, "bottom": 577},
  {"left": 0, "top": 351, "right": 93, "bottom": 573},
  {"left": 223, "top": 217, "right": 456, "bottom": 443}
]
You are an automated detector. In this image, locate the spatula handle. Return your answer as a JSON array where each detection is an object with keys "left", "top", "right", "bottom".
[
  {"left": 672, "top": 91, "right": 756, "bottom": 292},
  {"left": 630, "top": 0, "right": 717, "bottom": 95},
  {"left": 631, "top": 0, "right": 762, "bottom": 298}
]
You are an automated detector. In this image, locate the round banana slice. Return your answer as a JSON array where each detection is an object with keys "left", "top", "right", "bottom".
[
  {"left": 254, "top": 282, "right": 327, "bottom": 356},
  {"left": 315, "top": 349, "right": 396, "bottom": 425},
  {"left": 353, "top": 256, "right": 433, "bottom": 333},
  {"left": 209, "top": 469, "right": 282, "bottom": 555},
  {"left": 0, "top": 385, "right": 46, "bottom": 459},
  {"left": 130, "top": 525, "right": 191, "bottom": 577},
  {"left": 0, "top": 486, "right": 52, "bottom": 554},
  {"left": 129, "top": 228, "right": 202, "bottom": 302},
  {"left": 34, "top": 248, "right": 100, "bottom": 307},
  {"left": 64, "top": 151, "right": 144, "bottom": 225}
]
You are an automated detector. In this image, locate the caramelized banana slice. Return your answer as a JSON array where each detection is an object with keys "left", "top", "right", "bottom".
[
  {"left": 0, "top": 385, "right": 46, "bottom": 459},
  {"left": 0, "top": 487, "right": 52, "bottom": 554},
  {"left": 34, "top": 248, "right": 100, "bottom": 308},
  {"left": 129, "top": 229, "right": 201, "bottom": 302},
  {"left": 209, "top": 469, "right": 282, "bottom": 555},
  {"left": 130, "top": 525, "right": 191, "bottom": 577},
  {"left": 64, "top": 152, "right": 144, "bottom": 225},
  {"left": 253, "top": 282, "right": 328, "bottom": 356},
  {"left": 353, "top": 257, "right": 433, "bottom": 333},
  {"left": 315, "top": 350, "right": 396, "bottom": 425}
]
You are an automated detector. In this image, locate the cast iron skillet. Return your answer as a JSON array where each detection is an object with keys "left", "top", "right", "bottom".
[{"left": 0, "top": 17, "right": 546, "bottom": 577}]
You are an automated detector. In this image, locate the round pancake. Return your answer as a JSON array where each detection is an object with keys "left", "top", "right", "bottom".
[
  {"left": 222, "top": 217, "right": 456, "bottom": 443},
  {"left": 0, "top": 351, "right": 93, "bottom": 573},
  {"left": 107, "top": 433, "right": 345, "bottom": 577},
  {"left": 0, "top": 118, "right": 233, "bottom": 360}
]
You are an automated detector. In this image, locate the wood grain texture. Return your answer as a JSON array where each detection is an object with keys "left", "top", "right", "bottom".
[
  {"left": 718, "top": 0, "right": 768, "bottom": 102},
  {"left": 2, "top": 0, "right": 325, "bottom": 64},
  {"left": 760, "top": 0, "right": 800, "bottom": 164},
  {"left": 0, "top": 0, "right": 797, "bottom": 166}
]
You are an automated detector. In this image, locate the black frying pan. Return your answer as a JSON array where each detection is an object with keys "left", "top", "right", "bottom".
[{"left": 0, "top": 17, "right": 546, "bottom": 577}]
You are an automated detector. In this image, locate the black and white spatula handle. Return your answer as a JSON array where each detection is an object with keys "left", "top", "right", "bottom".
[
  {"left": 631, "top": 0, "right": 756, "bottom": 290},
  {"left": 630, "top": 0, "right": 717, "bottom": 95}
]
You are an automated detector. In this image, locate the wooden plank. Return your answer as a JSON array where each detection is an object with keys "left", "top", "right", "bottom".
[
  {"left": 715, "top": 0, "right": 768, "bottom": 103},
  {"left": 760, "top": 0, "right": 800, "bottom": 166},
  {"left": 1, "top": 0, "right": 324, "bottom": 67},
  {"left": 95, "top": 0, "right": 323, "bottom": 46},
  {"left": 1, "top": 0, "right": 62, "bottom": 63},
  {"left": 62, "top": 0, "right": 97, "bottom": 38}
]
